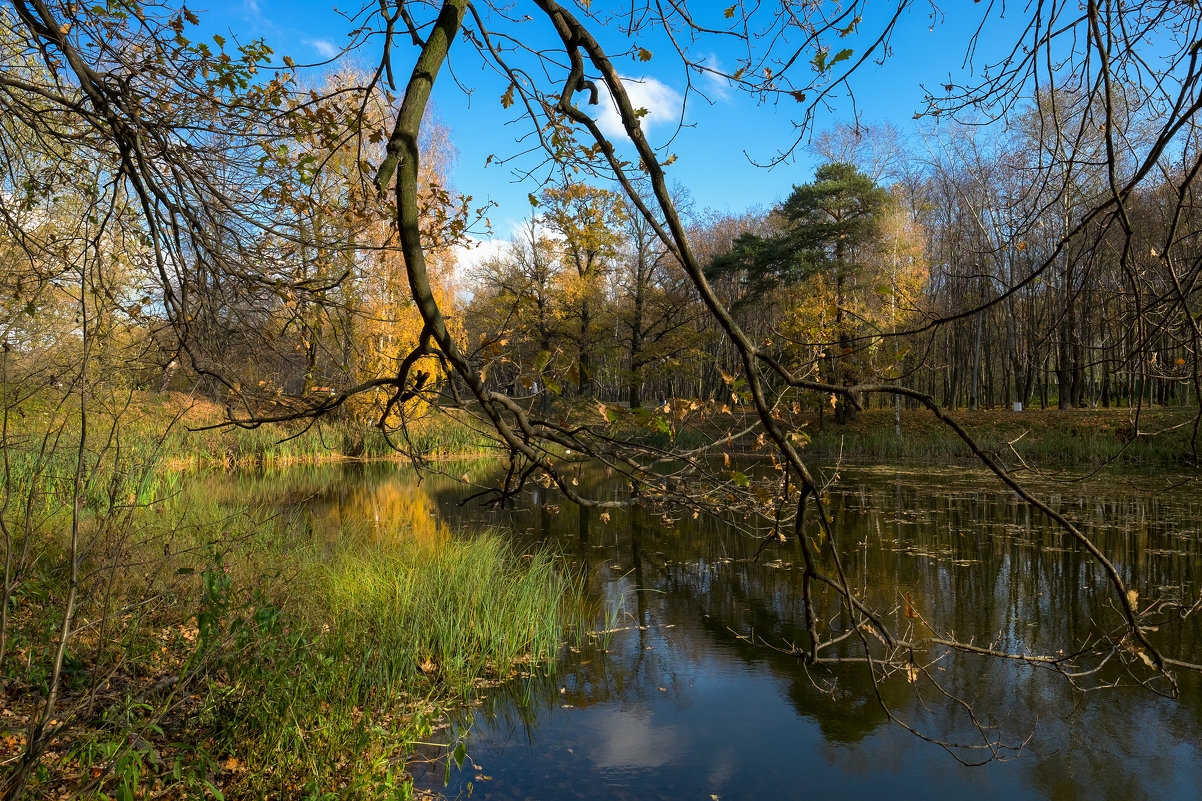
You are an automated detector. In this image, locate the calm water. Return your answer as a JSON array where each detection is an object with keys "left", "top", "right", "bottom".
[{"left": 228, "top": 462, "right": 1202, "bottom": 800}]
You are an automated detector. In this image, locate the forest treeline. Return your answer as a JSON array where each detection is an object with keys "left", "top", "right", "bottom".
[
  {"left": 0, "top": 45, "right": 1192, "bottom": 426},
  {"left": 462, "top": 106, "right": 1201, "bottom": 420}
]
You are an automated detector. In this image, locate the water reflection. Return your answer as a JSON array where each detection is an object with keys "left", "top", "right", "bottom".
[{"left": 215, "top": 462, "right": 1202, "bottom": 800}]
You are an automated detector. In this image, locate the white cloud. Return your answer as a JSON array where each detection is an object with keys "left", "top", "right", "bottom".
[
  {"left": 452, "top": 235, "right": 510, "bottom": 279},
  {"left": 305, "top": 39, "right": 338, "bottom": 60},
  {"left": 452, "top": 221, "right": 566, "bottom": 301},
  {"left": 580, "top": 706, "right": 682, "bottom": 770},
  {"left": 702, "top": 53, "right": 733, "bottom": 102},
  {"left": 593, "top": 75, "right": 684, "bottom": 141},
  {"left": 241, "top": 0, "right": 260, "bottom": 18}
]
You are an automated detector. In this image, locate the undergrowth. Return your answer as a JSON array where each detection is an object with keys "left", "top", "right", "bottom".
[{"left": 2, "top": 484, "right": 582, "bottom": 800}]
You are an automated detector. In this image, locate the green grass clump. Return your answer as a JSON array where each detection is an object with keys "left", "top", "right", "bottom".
[{"left": 315, "top": 527, "right": 575, "bottom": 691}]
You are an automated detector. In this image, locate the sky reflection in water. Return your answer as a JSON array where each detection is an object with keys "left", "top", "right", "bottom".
[{"left": 241, "top": 462, "right": 1202, "bottom": 800}]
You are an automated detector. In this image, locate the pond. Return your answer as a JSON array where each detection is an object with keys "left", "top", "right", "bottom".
[{"left": 223, "top": 461, "right": 1202, "bottom": 800}]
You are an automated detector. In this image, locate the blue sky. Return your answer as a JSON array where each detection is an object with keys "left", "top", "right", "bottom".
[{"left": 198, "top": 2, "right": 1020, "bottom": 241}]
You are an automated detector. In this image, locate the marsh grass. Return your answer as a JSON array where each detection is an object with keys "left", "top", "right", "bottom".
[
  {"left": 2, "top": 389, "right": 500, "bottom": 476},
  {"left": 311, "top": 526, "right": 575, "bottom": 690},
  {"left": 5, "top": 467, "right": 583, "bottom": 800},
  {"left": 157, "top": 406, "right": 499, "bottom": 470},
  {"left": 601, "top": 403, "right": 1202, "bottom": 467},
  {"left": 802, "top": 414, "right": 1195, "bottom": 466}
]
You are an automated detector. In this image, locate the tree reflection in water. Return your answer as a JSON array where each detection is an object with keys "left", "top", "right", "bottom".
[{"left": 217, "top": 462, "right": 1202, "bottom": 800}]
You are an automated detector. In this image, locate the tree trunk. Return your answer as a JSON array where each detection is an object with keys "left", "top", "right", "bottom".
[
  {"left": 970, "top": 308, "right": 983, "bottom": 411},
  {"left": 579, "top": 298, "right": 593, "bottom": 399}
]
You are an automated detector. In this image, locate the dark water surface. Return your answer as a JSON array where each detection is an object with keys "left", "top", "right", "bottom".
[{"left": 234, "top": 462, "right": 1202, "bottom": 800}]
